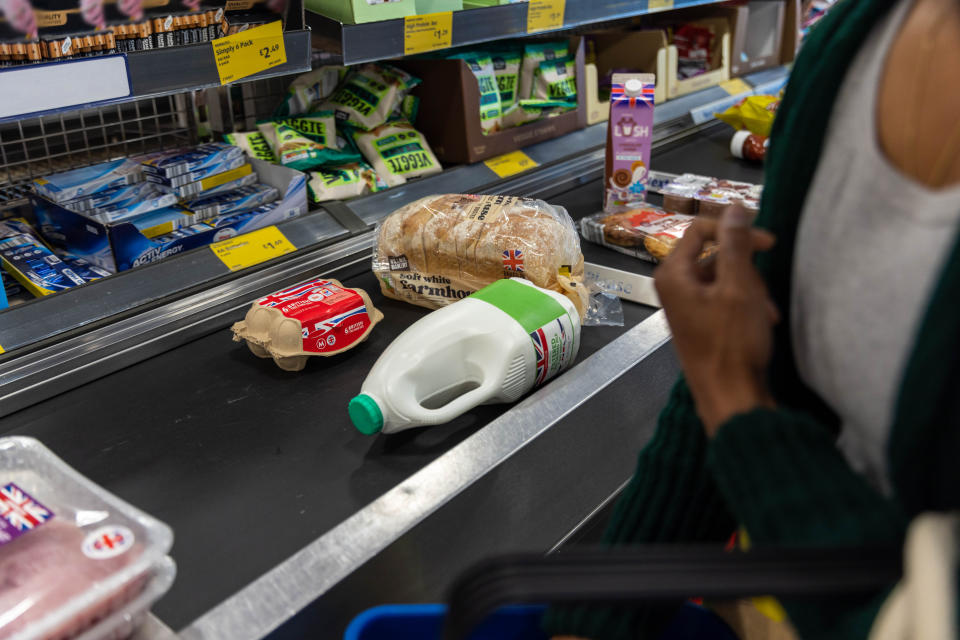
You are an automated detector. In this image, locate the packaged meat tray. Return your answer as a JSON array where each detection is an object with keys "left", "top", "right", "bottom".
[
  {"left": 0, "top": 437, "right": 174, "bottom": 640},
  {"left": 581, "top": 205, "right": 703, "bottom": 263}
]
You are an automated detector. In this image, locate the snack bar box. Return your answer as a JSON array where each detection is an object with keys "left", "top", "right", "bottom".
[{"left": 32, "top": 159, "right": 307, "bottom": 273}]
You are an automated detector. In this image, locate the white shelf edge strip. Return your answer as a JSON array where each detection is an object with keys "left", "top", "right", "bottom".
[{"left": 0, "top": 55, "right": 131, "bottom": 119}]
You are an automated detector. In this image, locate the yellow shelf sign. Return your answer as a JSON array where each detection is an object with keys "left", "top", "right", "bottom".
[
  {"left": 647, "top": 0, "right": 674, "bottom": 10},
  {"left": 484, "top": 150, "right": 539, "bottom": 178},
  {"left": 720, "top": 77, "right": 753, "bottom": 96},
  {"left": 213, "top": 20, "right": 286, "bottom": 85},
  {"left": 527, "top": 0, "right": 564, "bottom": 33},
  {"left": 210, "top": 226, "right": 296, "bottom": 272},
  {"left": 404, "top": 12, "right": 453, "bottom": 55}
]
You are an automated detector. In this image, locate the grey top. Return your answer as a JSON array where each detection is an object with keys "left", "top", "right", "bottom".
[{"left": 791, "top": 0, "right": 960, "bottom": 495}]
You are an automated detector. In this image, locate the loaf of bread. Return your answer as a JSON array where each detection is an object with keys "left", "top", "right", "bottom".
[{"left": 374, "top": 194, "right": 586, "bottom": 318}]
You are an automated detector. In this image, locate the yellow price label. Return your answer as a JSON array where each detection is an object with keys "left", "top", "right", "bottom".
[
  {"left": 647, "top": 0, "right": 673, "bottom": 10},
  {"left": 212, "top": 20, "right": 286, "bottom": 85},
  {"left": 720, "top": 77, "right": 753, "bottom": 96},
  {"left": 210, "top": 226, "right": 296, "bottom": 271},
  {"left": 484, "top": 150, "right": 539, "bottom": 178},
  {"left": 404, "top": 12, "right": 453, "bottom": 55},
  {"left": 527, "top": 0, "right": 564, "bottom": 33}
]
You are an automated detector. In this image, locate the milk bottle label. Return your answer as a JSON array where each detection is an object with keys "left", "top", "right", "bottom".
[{"left": 530, "top": 314, "right": 577, "bottom": 385}]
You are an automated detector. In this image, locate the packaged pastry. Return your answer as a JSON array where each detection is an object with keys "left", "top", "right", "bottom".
[
  {"left": 450, "top": 51, "right": 501, "bottom": 134},
  {"left": 658, "top": 174, "right": 761, "bottom": 217},
  {"left": 274, "top": 66, "right": 345, "bottom": 117},
  {"left": 532, "top": 56, "right": 576, "bottom": 102},
  {"left": 580, "top": 205, "right": 708, "bottom": 263},
  {"left": 223, "top": 130, "right": 278, "bottom": 163},
  {"left": 320, "top": 63, "right": 420, "bottom": 131},
  {"left": 373, "top": 194, "right": 586, "bottom": 317},
  {"left": 232, "top": 277, "right": 383, "bottom": 371},
  {"left": 490, "top": 45, "right": 522, "bottom": 109},
  {"left": 660, "top": 173, "right": 714, "bottom": 214},
  {"left": 353, "top": 121, "right": 441, "bottom": 187},
  {"left": 518, "top": 40, "right": 568, "bottom": 101},
  {"left": 306, "top": 162, "right": 387, "bottom": 203}
]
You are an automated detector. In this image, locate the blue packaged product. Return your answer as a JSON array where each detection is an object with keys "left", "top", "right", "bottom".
[
  {"left": 56, "top": 252, "right": 114, "bottom": 282},
  {"left": 183, "top": 184, "right": 279, "bottom": 219},
  {"left": 32, "top": 159, "right": 143, "bottom": 203},
  {"left": 127, "top": 207, "right": 199, "bottom": 238},
  {"left": 145, "top": 155, "right": 248, "bottom": 188},
  {"left": 207, "top": 201, "right": 293, "bottom": 228},
  {"left": 88, "top": 193, "right": 180, "bottom": 223},
  {"left": 0, "top": 234, "right": 87, "bottom": 296},
  {"left": 0, "top": 218, "right": 39, "bottom": 240},
  {"left": 153, "top": 164, "right": 255, "bottom": 199},
  {"left": 65, "top": 182, "right": 160, "bottom": 213},
  {"left": 141, "top": 143, "right": 246, "bottom": 179}
]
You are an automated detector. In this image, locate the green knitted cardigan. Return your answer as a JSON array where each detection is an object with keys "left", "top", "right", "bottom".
[{"left": 544, "top": 0, "right": 960, "bottom": 638}]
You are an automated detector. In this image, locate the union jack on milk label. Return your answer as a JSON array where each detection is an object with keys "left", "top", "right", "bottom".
[
  {"left": 530, "top": 314, "right": 577, "bottom": 386},
  {"left": 0, "top": 482, "right": 54, "bottom": 546},
  {"left": 82, "top": 525, "right": 135, "bottom": 559},
  {"left": 257, "top": 278, "right": 372, "bottom": 354}
]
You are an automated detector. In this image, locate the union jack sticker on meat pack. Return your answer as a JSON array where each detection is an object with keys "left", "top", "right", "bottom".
[{"left": 0, "top": 482, "right": 54, "bottom": 546}]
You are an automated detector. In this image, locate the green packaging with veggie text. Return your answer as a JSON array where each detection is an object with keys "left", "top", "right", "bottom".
[{"left": 353, "top": 121, "right": 442, "bottom": 187}]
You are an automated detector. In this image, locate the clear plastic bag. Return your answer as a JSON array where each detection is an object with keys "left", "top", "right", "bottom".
[
  {"left": 0, "top": 437, "right": 173, "bottom": 640},
  {"left": 582, "top": 280, "right": 624, "bottom": 327},
  {"left": 373, "top": 194, "right": 588, "bottom": 320}
]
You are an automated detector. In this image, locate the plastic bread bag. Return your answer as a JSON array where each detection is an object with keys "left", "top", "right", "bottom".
[
  {"left": 532, "top": 56, "right": 577, "bottom": 102},
  {"left": 519, "top": 40, "right": 569, "bottom": 101},
  {"left": 490, "top": 45, "right": 522, "bottom": 109},
  {"left": 580, "top": 205, "right": 714, "bottom": 263},
  {"left": 274, "top": 66, "right": 345, "bottom": 117},
  {"left": 223, "top": 130, "right": 278, "bottom": 163},
  {"left": 306, "top": 162, "right": 387, "bottom": 203},
  {"left": 320, "top": 63, "right": 420, "bottom": 131},
  {"left": 231, "top": 277, "right": 383, "bottom": 372},
  {"left": 449, "top": 51, "right": 501, "bottom": 134},
  {"left": 715, "top": 94, "right": 780, "bottom": 138},
  {"left": 353, "top": 121, "right": 442, "bottom": 188},
  {"left": 0, "top": 436, "right": 173, "bottom": 640},
  {"left": 372, "top": 194, "right": 587, "bottom": 320}
]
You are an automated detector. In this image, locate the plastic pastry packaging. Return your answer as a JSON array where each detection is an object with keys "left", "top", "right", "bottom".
[
  {"left": 353, "top": 121, "right": 442, "bottom": 187},
  {"left": 373, "top": 194, "right": 587, "bottom": 319},
  {"left": 518, "top": 41, "right": 568, "bottom": 102},
  {"left": 580, "top": 204, "right": 704, "bottom": 263},
  {"left": 232, "top": 278, "right": 383, "bottom": 371},
  {"left": 450, "top": 51, "right": 501, "bottom": 135},
  {"left": 660, "top": 173, "right": 762, "bottom": 217},
  {"left": 306, "top": 162, "right": 387, "bottom": 203},
  {"left": 0, "top": 436, "right": 174, "bottom": 640},
  {"left": 320, "top": 63, "right": 420, "bottom": 131}
]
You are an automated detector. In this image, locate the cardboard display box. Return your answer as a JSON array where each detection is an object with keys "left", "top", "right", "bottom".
[
  {"left": 32, "top": 159, "right": 308, "bottom": 273},
  {"left": 398, "top": 36, "right": 587, "bottom": 165},
  {"left": 664, "top": 16, "right": 731, "bottom": 99},
  {"left": 305, "top": 0, "right": 416, "bottom": 24},
  {"left": 584, "top": 29, "right": 667, "bottom": 125}
]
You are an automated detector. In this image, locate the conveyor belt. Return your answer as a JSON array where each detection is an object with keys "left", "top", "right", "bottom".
[{"left": 0, "top": 123, "right": 764, "bottom": 638}]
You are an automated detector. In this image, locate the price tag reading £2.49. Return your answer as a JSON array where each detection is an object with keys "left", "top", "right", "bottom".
[
  {"left": 213, "top": 20, "right": 286, "bottom": 85},
  {"left": 210, "top": 226, "right": 296, "bottom": 271}
]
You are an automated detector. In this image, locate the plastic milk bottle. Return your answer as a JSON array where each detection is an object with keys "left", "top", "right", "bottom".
[{"left": 349, "top": 278, "right": 581, "bottom": 435}]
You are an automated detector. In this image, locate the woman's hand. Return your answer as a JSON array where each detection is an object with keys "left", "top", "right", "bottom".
[{"left": 654, "top": 204, "right": 778, "bottom": 436}]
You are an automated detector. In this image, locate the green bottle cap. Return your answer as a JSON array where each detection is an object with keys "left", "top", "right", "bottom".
[{"left": 349, "top": 394, "right": 384, "bottom": 435}]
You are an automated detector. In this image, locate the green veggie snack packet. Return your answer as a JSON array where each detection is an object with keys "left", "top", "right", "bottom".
[
  {"left": 306, "top": 162, "right": 388, "bottom": 203},
  {"left": 224, "top": 131, "right": 278, "bottom": 163},
  {"left": 449, "top": 52, "right": 502, "bottom": 135},
  {"left": 353, "top": 121, "right": 442, "bottom": 187},
  {"left": 260, "top": 123, "right": 330, "bottom": 171},
  {"left": 519, "top": 41, "right": 569, "bottom": 101},
  {"left": 320, "top": 63, "right": 421, "bottom": 131},
  {"left": 533, "top": 56, "right": 577, "bottom": 102},
  {"left": 500, "top": 103, "right": 543, "bottom": 129},
  {"left": 274, "top": 66, "right": 345, "bottom": 117},
  {"left": 258, "top": 112, "right": 362, "bottom": 169},
  {"left": 490, "top": 46, "right": 522, "bottom": 109}
]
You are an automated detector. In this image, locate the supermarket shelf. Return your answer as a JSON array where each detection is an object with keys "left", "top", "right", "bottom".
[
  {"left": 308, "top": 0, "right": 726, "bottom": 65},
  {"left": 0, "top": 29, "right": 312, "bottom": 124},
  {"left": 0, "top": 64, "right": 788, "bottom": 392}
]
